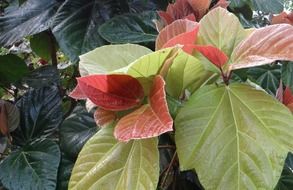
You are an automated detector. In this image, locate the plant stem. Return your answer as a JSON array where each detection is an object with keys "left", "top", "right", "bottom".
[
  {"left": 160, "top": 152, "right": 177, "bottom": 189},
  {"left": 158, "top": 145, "right": 176, "bottom": 149},
  {"left": 47, "top": 30, "right": 58, "bottom": 68}
]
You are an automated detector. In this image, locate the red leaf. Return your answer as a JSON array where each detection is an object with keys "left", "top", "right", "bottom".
[
  {"left": 283, "top": 87, "right": 293, "bottom": 107},
  {"left": 114, "top": 75, "right": 173, "bottom": 142},
  {"left": 162, "top": 25, "right": 199, "bottom": 54},
  {"left": 271, "top": 12, "right": 293, "bottom": 25},
  {"left": 69, "top": 85, "right": 87, "bottom": 99},
  {"left": 211, "top": 0, "right": 230, "bottom": 9},
  {"left": 94, "top": 108, "right": 116, "bottom": 127},
  {"left": 184, "top": 13, "right": 196, "bottom": 21},
  {"left": 187, "top": 0, "right": 211, "bottom": 19},
  {"left": 157, "top": 11, "right": 174, "bottom": 25},
  {"left": 77, "top": 74, "right": 144, "bottom": 111},
  {"left": 188, "top": 45, "right": 228, "bottom": 67}
]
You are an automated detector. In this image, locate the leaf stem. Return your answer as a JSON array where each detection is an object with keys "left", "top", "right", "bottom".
[{"left": 47, "top": 30, "right": 58, "bottom": 68}]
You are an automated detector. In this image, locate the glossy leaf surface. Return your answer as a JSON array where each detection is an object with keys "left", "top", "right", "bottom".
[
  {"left": 79, "top": 44, "right": 152, "bottom": 76},
  {"left": 0, "top": 139, "right": 60, "bottom": 190},
  {"left": 75, "top": 74, "right": 144, "bottom": 111},
  {"left": 99, "top": 11, "right": 158, "bottom": 44},
  {"left": 229, "top": 0, "right": 283, "bottom": 13},
  {"left": 231, "top": 24, "right": 293, "bottom": 70},
  {"left": 175, "top": 84, "right": 293, "bottom": 189},
  {"left": 114, "top": 75, "right": 173, "bottom": 142},
  {"left": 69, "top": 126, "right": 159, "bottom": 190}
]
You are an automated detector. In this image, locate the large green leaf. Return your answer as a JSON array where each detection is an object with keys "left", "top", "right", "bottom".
[
  {"left": 79, "top": 44, "right": 152, "bottom": 76},
  {"left": 275, "top": 152, "right": 293, "bottom": 190},
  {"left": 229, "top": 0, "right": 283, "bottom": 13},
  {"left": 282, "top": 62, "right": 293, "bottom": 91},
  {"left": 56, "top": 153, "right": 75, "bottom": 190},
  {"left": 165, "top": 51, "right": 212, "bottom": 98},
  {"left": 52, "top": 0, "right": 128, "bottom": 63},
  {"left": 99, "top": 11, "right": 158, "bottom": 44},
  {"left": 175, "top": 84, "right": 293, "bottom": 189},
  {"left": 30, "top": 32, "right": 52, "bottom": 61},
  {"left": 0, "top": 0, "right": 60, "bottom": 46},
  {"left": 197, "top": 7, "right": 251, "bottom": 58},
  {"left": 0, "top": 139, "right": 61, "bottom": 190},
  {"left": 69, "top": 125, "right": 159, "bottom": 190},
  {"left": 60, "top": 106, "right": 98, "bottom": 159},
  {"left": 0, "top": 54, "right": 28, "bottom": 85},
  {"left": 12, "top": 85, "right": 62, "bottom": 145},
  {"left": 247, "top": 64, "right": 281, "bottom": 95}
]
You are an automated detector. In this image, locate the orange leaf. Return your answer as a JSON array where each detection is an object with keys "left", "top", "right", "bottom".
[
  {"left": 73, "top": 74, "right": 144, "bottom": 111},
  {"left": 187, "top": 0, "right": 211, "bottom": 19},
  {"left": 156, "top": 19, "right": 199, "bottom": 50},
  {"left": 94, "top": 108, "right": 116, "bottom": 127},
  {"left": 231, "top": 24, "right": 293, "bottom": 70},
  {"left": 114, "top": 75, "right": 173, "bottom": 142}
]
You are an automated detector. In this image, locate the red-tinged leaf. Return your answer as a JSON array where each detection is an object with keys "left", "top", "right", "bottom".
[
  {"left": 188, "top": 45, "right": 228, "bottom": 67},
  {"left": 114, "top": 75, "right": 173, "bottom": 142},
  {"left": 211, "top": 0, "right": 230, "bottom": 9},
  {"left": 77, "top": 74, "right": 144, "bottom": 111},
  {"left": 162, "top": 25, "right": 199, "bottom": 54},
  {"left": 69, "top": 85, "right": 87, "bottom": 100},
  {"left": 0, "top": 102, "right": 8, "bottom": 136},
  {"left": 276, "top": 81, "right": 283, "bottom": 102},
  {"left": 184, "top": 14, "right": 196, "bottom": 21},
  {"left": 187, "top": 0, "right": 211, "bottom": 19},
  {"left": 231, "top": 24, "right": 293, "bottom": 70},
  {"left": 271, "top": 12, "right": 293, "bottom": 25},
  {"left": 157, "top": 11, "right": 174, "bottom": 25},
  {"left": 94, "top": 108, "right": 116, "bottom": 127},
  {"left": 156, "top": 19, "right": 199, "bottom": 50},
  {"left": 283, "top": 87, "right": 293, "bottom": 107}
]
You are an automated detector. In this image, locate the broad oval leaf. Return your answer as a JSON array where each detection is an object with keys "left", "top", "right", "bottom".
[
  {"left": 231, "top": 24, "right": 293, "bottom": 70},
  {"left": 156, "top": 19, "right": 198, "bottom": 50},
  {"left": 175, "top": 84, "right": 293, "bottom": 189},
  {"left": 197, "top": 7, "right": 250, "bottom": 57},
  {"left": 75, "top": 74, "right": 144, "bottom": 111},
  {"left": 99, "top": 11, "right": 158, "bottom": 44},
  {"left": 60, "top": 106, "right": 98, "bottom": 159},
  {"left": 0, "top": 0, "right": 60, "bottom": 46},
  {"left": 12, "top": 85, "right": 62, "bottom": 145},
  {"left": 79, "top": 44, "right": 152, "bottom": 76},
  {"left": 0, "top": 139, "right": 61, "bottom": 190},
  {"left": 69, "top": 126, "right": 159, "bottom": 190},
  {"left": 114, "top": 75, "right": 173, "bottom": 142}
]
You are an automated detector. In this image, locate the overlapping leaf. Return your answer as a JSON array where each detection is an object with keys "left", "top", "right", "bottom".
[
  {"left": 231, "top": 24, "right": 293, "bottom": 70},
  {"left": 70, "top": 74, "right": 144, "bottom": 111},
  {"left": 94, "top": 108, "right": 116, "bottom": 127},
  {"left": 175, "top": 84, "right": 293, "bottom": 189},
  {"left": 69, "top": 126, "right": 159, "bottom": 190},
  {"left": 114, "top": 75, "right": 173, "bottom": 142},
  {"left": 187, "top": 0, "right": 211, "bottom": 19}
]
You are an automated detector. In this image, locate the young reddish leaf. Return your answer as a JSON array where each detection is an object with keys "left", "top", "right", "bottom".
[
  {"left": 69, "top": 85, "right": 87, "bottom": 100},
  {"left": 94, "top": 108, "right": 116, "bottom": 127},
  {"left": 188, "top": 45, "right": 228, "bottom": 67},
  {"left": 162, "top": 25, "right": 199, "bottom": 54},
  {"left": 77, "top": 74, "right": 144, "bottom": 111},
  {"left": 0, "top": 102, "right": 8, "bottom": 136},
  {"left": 211, "top": 0, "right": 230, "bottom": 9},
  {"left": 187, "top": 0, "right": 211, "bottom": 19},
  {"left": 114, "top": 75, "right": 173, "bottom": 142},
  {"left": 276, "top": 80, "right": 283, "bottom": 103},
  {"left": 271, "top": 12, "right": 293, "bottom": 25},
  {"left": 157, "top": 11, "right": 174, "bottom": 26},
  {"left": 156, "top": 19, "right": 199, "bottom": 50},
  {"left": 283, "top": 87, "right": 293, "bottom": 109},
  {"left": 231, "top": 24, "right": 293, "bottom": 70}
]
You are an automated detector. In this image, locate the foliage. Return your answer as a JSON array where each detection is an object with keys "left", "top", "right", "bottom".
[{"left": 0, "top": 0, "right": 293, "bottom": 190}]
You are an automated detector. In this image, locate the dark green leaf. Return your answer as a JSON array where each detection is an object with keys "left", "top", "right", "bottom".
[
  {"left": 229, "top": 0, "right": 283, "bottom": 13},
  {"left": 52, "top": 0, "right": 127, "bottom": 63},
  {"left": 12, "top": 85, "right": 62, "bottom": 145},
  {"left": 0, "top": 139, "right": 61, "bottom": 190},
  {"left": 128, "top": 0, "right": 169, "bottom": 12},
  {"left": 0, "top": 0, "right": 60, "bottom": 46},
  {"left": 275, "top": 152, "right": 293, "bottom": 190},
  {"left": 56, "top": 153, "right": 74, "bottom": 190},
  {"left": 0, "top": 54, "right": 28, "bottom": 85},
  {"left": 22, "top": 65, "right": 60, "bottom": 88},
  {"left": 30, "top": 32, "right": 52, "bottom": 61},
  {"left": 99, "top": 11, "right": 158, "bottom": 44},
  {"left": 282, "top": 62, "right": 293, "bottom": 90},
  {"left": 247, "top": 64, "right": 281, "bottom": 95},
  {"left": 59, "top": 106, "right": 97, "bottom": 159}
]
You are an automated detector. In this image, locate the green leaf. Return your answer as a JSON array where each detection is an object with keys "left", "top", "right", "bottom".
[
  {"left": 12, "top": 85, "right": 62, "bottom": 145},
  {"left": 30, "top": 32, "right": 52, "bottom": 61},
  {"left": 229, "top": 0, "right": 283, "bottom": 13},
  {"left": 0, "top": 0, "right": 60, "bottom": 46},
  {"left": 56, "top": 153, "right": 75, "bottom": 190},
  {"left": 175, "top": 84, "right": 293, "bottom": 189},
  {"left": 275, "top": 152, "right": 293, "bottom": 190},
  {"left": 60, "top": 106, "right": 98, "bottom": 159},
  {"left": 197, "top": 7, "right": 250, "bottom": 58},
  {"left": 282, "top": 62, "right": 293, "bottom": 91},
  {"left": 99, "top": 11, "right": 158, "bottom": 44},
  {"left": 79, "top": 44, "right": 152, "bottom": 76},
  {"left": 22, "top": 65, "right": 60, "bottom": 88},
  {"left": 165, "top": 51, "right": 212, "bottom": 98},
  {"left": 0, "top": 54, "right": 28, "bottom": 85},
  {"left": 69, "top": 125, "right": 159, "bottom": 190},
  {"left": 247, "top": 64, "right": 281, "bottom": 95},
  {"left": 0, "top": 139, "right": 61, "bottom": 190},
  {"left": 52, "top": 0, "right": 126, "bottom": 63}
]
